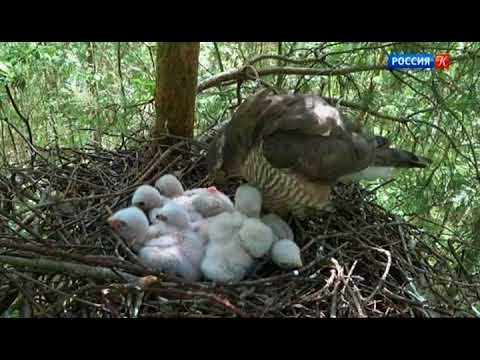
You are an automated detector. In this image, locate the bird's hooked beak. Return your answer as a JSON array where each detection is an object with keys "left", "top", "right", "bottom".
[
  {"left": 410, "top": 155, "right": 433, "bottom": 168},
  {"left": 207, "top": 132, "right": 229, "bottom": 185}
]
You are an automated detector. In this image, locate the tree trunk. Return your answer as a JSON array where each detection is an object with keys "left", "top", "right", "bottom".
[{"left": 154, "top": 42, "right": 200, "bottom": 141}]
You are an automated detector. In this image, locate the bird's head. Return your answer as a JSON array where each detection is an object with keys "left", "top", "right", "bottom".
[
  {"left": 156, "top": 202, "right": 190, "bottom": 230},
  {"left": 238, "top": 218, "right": 274, "bottom": 258},
  {"left": 155, "top": 174, "right": 184, "bottom": 198},
  {"left": 107, "top": 207, "right": 149, "bottom": 245},
  {"left": 271, "top": 239, "right": 303, "bottom": 269},
  {"left": 207, "top": 131, "right": 228, "bottom": 184},
  {"left": 132, "top": 185, "right": 166, "bottom": 211},
  {"left": 234, "top": 184, "right": 262, "bottom": 218},
  {"left": 207, "top": 130, "right": 246, "bottom": 185},
  {"left": 373, "top": 148, "right": 432, "bottom": 168},
  {"left": 149, "top": 207, "right": 166, "bottom": 225}
]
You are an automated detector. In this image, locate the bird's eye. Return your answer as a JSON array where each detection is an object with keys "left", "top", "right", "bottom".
[{"left": 138, "top": 201, "right": 145, "bottom": 207}]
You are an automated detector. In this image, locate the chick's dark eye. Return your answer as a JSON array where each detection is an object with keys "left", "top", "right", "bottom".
[{"left": 138, "top": 201, "right": 145, "bottom": 207}]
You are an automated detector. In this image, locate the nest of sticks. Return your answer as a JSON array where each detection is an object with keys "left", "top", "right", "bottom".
[{"left": 0, "top": 135, "right": 476, "bottom": 318}]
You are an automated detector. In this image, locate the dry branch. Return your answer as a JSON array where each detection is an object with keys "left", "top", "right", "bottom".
[{"left": 0, "top": 255, "right": 139, "bottom": 283}]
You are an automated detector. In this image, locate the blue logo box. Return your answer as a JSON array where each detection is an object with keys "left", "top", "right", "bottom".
[{"left": 388, "top": 53, "right": 435, "bottom": 70}]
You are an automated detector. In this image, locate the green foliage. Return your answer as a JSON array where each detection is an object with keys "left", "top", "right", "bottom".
[{"left": 0, "top": 42, "right": 155, "bottom": 150}]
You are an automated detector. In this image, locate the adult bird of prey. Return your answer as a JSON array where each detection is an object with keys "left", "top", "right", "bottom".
[{"left": 207, "top": 89, "right": 431, "bottom": 217}]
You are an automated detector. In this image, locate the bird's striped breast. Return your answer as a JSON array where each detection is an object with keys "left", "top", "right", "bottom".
[{"left": 241, "top": 142, "right": 331, "bottom": 217}]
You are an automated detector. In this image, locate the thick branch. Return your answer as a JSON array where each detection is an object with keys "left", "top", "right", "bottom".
[
  {"left": 0, "top": 240, "right": 147, "bottom": 276},
  {"left": 197, "top": 64, "right": 388, "bottom": 93},
  {"left": 198, "top": 51, "right": 477, "bottom": 95},
  {"left": 248, "top": 54, "right": 324, "bottom": 66},
  {"left": 0, "top": 255, "right": 139, "bottom": 283}
]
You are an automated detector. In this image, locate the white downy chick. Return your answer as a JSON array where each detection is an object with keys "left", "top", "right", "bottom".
[
  {"left": 271, "top": 239, "right": 303, "bottom": 269},
  {"left": 147, "top": 206, "right": 193, "bottom": 238},
  {"left": 205, "top": 186, "right": 235, "bottom": 213},
  {"left": 234, "top": 184, "right": 262, "bottom": 218},
  {"left": 155, "top": 174, "right": 184, "bottom": 198},
  {"left": 191, "top": 187, "right": 235, "bottom": 218},
  {"left": 154, "top": 201, "right": 208, "bottom": 269},
  {"left": 261, "top": 213, "right": 294, "bottom": 241},
  {"left": 107, "top": 207, "right": 149, "bottom": 246},
  {"left": 149, "top": 207, "right": 169, "bottom": 225},
  {"left": 155, "top": 176, "right": 214, "bottom": 222},
  {"left": 107, "top": 206, "right": 202, "bottom": 281},
  {"left": 132, "top": 185, "right": 167, "bottom": 212},
  {"left": 168, "top": 195, "right": 204, "bottom": 222},
  {"left": 146, "top": 208, "right": 177, "bottom": 240},
  {"left": 206, "top": 211, "right": 245, "bottom": 244},
  {"left": 238, "top": 218, "right": 275, "bottom": 258},
  {"left": 140, "top": 202, "right": 208, "bottom": 282},
  {"left": 139, "top": 234, "right": 201, "bottom": 281},
  {"left": 200, "top": 236, "right": 254, "bottom": 283},
  {"left": 200, "top": 185, "right": 267, "bottom": 282},
  {"left": 200, "top": 212, "right": 253, "bottom": 283},
  {"left": 189, "top": 217, "right": 210, "bottom": 243},
  {"left": 233, "top": 184, "right": 275, "bottom": 258},
  {"left": 154, "top": 201, "right": 191, "bottom": 230}
]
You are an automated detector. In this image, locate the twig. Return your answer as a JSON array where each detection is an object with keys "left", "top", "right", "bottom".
[
  {"left": 329, "top": 258, "right": 343, "bottom": 318},
  {"left": 117, "top": 43, "right": 127, "bottom": 106},
  {"left": 366, "top": 248, "right": 392, "bottom": 302},
  {"left": 4, "top": 85, "right": 33, "bottom": 146},
  {"left": 0, "top": 117, "right": 46, "bottom": 162},
  {"left": 213, "top": 42, "right": 225, "bottom": 72},
  {"left": 8, "top": 268, "right": 105, "bottom": 310}
]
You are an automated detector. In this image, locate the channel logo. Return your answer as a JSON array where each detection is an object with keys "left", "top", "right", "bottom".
[{"left": 388, "top": 53, "right": 450, "bottom": 70}]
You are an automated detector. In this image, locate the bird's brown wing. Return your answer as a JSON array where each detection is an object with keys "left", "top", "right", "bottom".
[
  {"left": 252, "top": 94, "right": 352, "bottom": 140},
  {"left": 237, "top": 93, "right": 374, "bottom": 183},
  {"left": 224, "top": 91, "right": 363, "bottom": 162},
  {"left": 262, "top": 130, "right": 375, "bottom": 184}
]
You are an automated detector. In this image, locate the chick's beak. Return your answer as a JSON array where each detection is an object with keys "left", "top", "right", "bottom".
[{"left": 107, "top": 217, "right": 119, "bottom": 232}]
